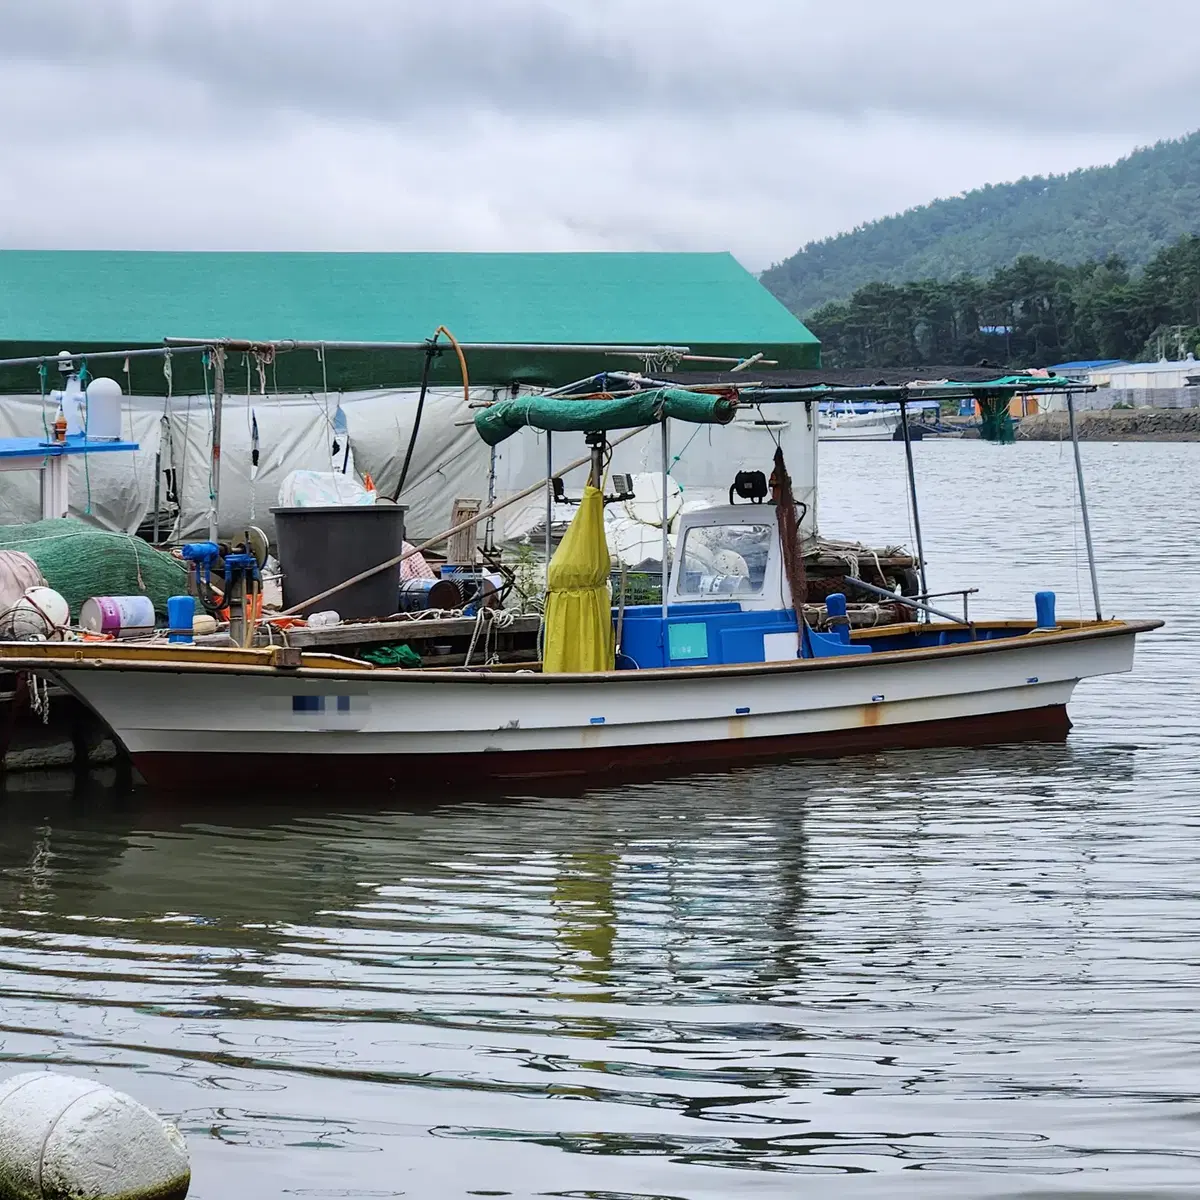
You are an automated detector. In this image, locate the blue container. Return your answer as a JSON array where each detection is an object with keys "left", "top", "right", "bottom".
[
  {"left": 618, "top": 602, "right": 800, "bottom": 669},
  {"left": 1035, "top": 590, "right": 1057, "bottom": 630},
  {"left": 167, "top": 594, "right": 195, "bottom": 643}
]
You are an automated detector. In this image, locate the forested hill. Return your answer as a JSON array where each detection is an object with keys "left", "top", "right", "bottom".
[{"left": 761, "top": 131, "right": 1200, "bottom": 315}]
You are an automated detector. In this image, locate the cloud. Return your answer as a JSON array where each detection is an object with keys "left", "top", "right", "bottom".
[{"left": 1, "top": 0, "right": 1197, "bottom": 269}]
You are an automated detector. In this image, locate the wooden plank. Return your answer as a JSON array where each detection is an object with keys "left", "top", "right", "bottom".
[
  {"left": 808, "top": 554, "right": 915, "bottom": 569},
  {"left": 283, "top": 614, "right": 542, "bottom": 648}
]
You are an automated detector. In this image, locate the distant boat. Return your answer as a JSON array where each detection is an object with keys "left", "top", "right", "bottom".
[
  {"left": 818, "top": 401, "right": 936, "bottom": 442},
  {"left": 819, "top": 405, "right": 902, "bottom": 441},
  {"left": 820, "top": 400, "right": 964, "bottom": 442}
]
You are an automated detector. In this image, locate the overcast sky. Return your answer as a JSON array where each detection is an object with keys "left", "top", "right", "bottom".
[{"left": 2, "top": 0, "right": 1197, "bottom": 271}]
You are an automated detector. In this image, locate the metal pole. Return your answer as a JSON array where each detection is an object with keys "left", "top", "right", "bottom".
[
  {"left": 845, "top": 576, "right": 968, "bottom": 625},
  {"left": 208, "top": 346, "right": 225, "bottom": 542},
  {"left": 898, "top": 397, "right": 930, "bottom": 617},
  {"left": 152, "top": 442, "right": 162, "bottom": 545},
  {"left": 484, "top": 390, "right": 498, "bottom": 553},
  {"left": 0, "top": 344, "right": 209, "bottom": 370},
  {"left": 165, "top": 336, "right": 693, "bottom": 357},
  {"left": 1066, "top": 390, "right": 1103, "bottom": 620},
  {"left": 544, "top": 431, "right": 553, "bottom": 576},
  {"left": 661, "top": 418, "right": 670, "bottom": 623},
  {"left": 589, "top": 437, "right": 604, "bottom": 489}
]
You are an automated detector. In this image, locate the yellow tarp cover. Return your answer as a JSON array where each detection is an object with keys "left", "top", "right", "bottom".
[{"left": 544, "top": 484, "right": 615, "bottom": 674}]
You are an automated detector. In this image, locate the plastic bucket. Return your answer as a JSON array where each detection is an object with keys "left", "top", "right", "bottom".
[
  {"left": 80, "top": 595, "right": 156, "bottom": 639},
  {"left": 271, "top": 505, "right": 408, "bottom": 620}
]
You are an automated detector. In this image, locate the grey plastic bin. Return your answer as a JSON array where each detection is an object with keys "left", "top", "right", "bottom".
[{"left": 271, "top": 505, "right": 407, "bottom": 620}]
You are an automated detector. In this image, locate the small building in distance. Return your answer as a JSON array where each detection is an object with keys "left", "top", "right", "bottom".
[{"left": 1046, "top": 356, "right": 1200, "bottom": 410}]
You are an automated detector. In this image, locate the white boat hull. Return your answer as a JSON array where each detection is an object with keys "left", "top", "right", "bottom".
[
  {"left": 16, "top": 622, "right": 1148, "bottom": 791},
  {"left": 819, "top": 411, "right": 903, "bottom": 441}
]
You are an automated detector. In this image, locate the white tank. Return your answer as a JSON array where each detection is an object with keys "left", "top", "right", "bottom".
[{"left": 83, "top": 376, "right": 124, "bottom": 440}]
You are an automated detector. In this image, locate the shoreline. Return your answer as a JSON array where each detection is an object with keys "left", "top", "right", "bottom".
[{"left": 1018, "top": 408, "right": 1200, "bottom": 442}]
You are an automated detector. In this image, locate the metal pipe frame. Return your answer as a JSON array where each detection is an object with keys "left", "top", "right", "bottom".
[
  {"left": 898, "top": 397, "right": 930, "bottom": 616},
  {"left": 1066, "top": 390, "right": 1104, "bottom": 620},
  {"left": 165, "top": 336, "right": 694, "bottom": 357},
  {"left": 844, "top": 576, "right": 969, "bottom": 626},
  {"left": 0, "top": 344, "right": 209, "bottom": 370}
]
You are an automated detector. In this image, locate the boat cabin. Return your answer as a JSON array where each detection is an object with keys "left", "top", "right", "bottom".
[
  {"left": 614, "top": 498, "right": 1052, "bottom": 670},
  {"left": 618, "top": 502, "right": 869, "bottom": 669}
]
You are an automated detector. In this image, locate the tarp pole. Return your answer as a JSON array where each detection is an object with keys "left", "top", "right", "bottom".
[
  {"left": 1066, "top": 390, "right": 1103, "bottom": 620},
  {"left": 545, "top": 431, "right": 553, "bottom": 580},
  {"left": 483, "top": 388, "right": 499, "bottom": 552},
  {"left": 166, "top": 336, "right": 693, "bottom": 357},
  {"left": 661, "top": 418, "right": 670, "bottom": 627},
  {"left": 208, "top": 346, "right": 225, "bottom": 542},
  {"left": 0, "top": 344, "right": 208, "bottom": 370},
  {"left": 898, "top": 397, "right": 930, "bottom": 618},
  {"left": 152, "top": 436, "right": 162, "bottom": 546}
]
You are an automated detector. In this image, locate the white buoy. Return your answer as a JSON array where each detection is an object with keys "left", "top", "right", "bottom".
[
  {"left": 0, "top": 1072, "right": 190, "bottom": 1199},
  {"left": 0, "top": 587, "right": 70, "bottom": 642}
]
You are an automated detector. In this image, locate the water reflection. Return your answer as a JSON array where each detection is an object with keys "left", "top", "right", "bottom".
[{"left": 0, "top": 736, "right": 1168, "bottom": 1197}]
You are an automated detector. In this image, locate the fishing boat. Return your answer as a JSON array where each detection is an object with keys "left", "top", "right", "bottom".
[
  {"left": 818, "top": 399, "right": 942, "bottom": 441},
  {"left": 819, "top": 401, "right": 904, "bottom": 441},
  {"left": 0, "top": 364, "right": 1160, "bottom": 793}
]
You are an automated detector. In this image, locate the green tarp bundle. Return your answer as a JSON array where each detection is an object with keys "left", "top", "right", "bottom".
[
  {"left": 474, "top": 387, "right": 737, "bottom": 446},
  {"left": 361, "top": 644, "right": 422, "bottom": 668},
  {"left": 0, "top": 518, "right": 189, "bottom": 619}
]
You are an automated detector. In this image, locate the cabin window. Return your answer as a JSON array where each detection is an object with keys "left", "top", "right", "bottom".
[{"left": 676, "top": 523, "right": 772, "bottom": 596}]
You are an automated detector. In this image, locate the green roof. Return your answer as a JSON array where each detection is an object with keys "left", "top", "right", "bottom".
[{"left": 0, "top": 250, "right": 819, "bottom": 392}]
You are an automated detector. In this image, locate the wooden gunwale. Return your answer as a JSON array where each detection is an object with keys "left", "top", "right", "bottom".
[{"left": 0, "top": 619, "right": 1163, "bottom": 684}]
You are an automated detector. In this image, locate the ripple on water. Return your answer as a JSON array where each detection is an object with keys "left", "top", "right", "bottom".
[{"left": 0, "top": 442, "right": 1197, "bottom": 1198}]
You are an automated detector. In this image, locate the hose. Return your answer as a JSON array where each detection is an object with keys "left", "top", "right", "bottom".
[
  {"left": 436, "top": 324, "right": 470, "bottom": 407},
  {"left": 391, "top": 325, "right": 470, "bottom": 502},
  {"left": 392, "top": 338, "right": 437, "bottom": 501}
]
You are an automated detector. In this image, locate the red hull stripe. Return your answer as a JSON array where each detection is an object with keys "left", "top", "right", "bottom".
[{"left": 132, "top": 705, "right": 1071, "bottom": 793}]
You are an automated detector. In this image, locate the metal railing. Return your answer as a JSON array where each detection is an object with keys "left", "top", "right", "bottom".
[{"left": 845, "top": 577, "right": 974, "bottom": 626}]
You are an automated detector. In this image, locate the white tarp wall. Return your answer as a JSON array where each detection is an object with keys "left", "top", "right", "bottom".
[
  {"left": 168, "top": 391, "right": 347, "bottom": 540},
  {"left": 345, "top": 388, "right": 820, "bottom": 541},
  {"left": 0, "top": 389, "right": 346, "bottom": 540},
  {"left": 1, "top": 385, "right": 819, "bottom": 544}
]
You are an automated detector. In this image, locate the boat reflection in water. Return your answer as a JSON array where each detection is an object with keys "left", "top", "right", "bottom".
[{"left": 0, "top": 738, "right": 1154, "bottom": 1190}]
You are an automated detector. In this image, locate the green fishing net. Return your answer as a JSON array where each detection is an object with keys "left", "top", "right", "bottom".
[{"left": 0, "top": 518, "right": 189, "bottom": 619}]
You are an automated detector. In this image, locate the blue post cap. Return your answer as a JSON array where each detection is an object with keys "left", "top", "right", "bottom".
[
  {"left": 826, "top": 592, "right": 850, "bottom": 643},
  {"left": 1035, "top": 591, "right": 1057, "bottom": 630}
]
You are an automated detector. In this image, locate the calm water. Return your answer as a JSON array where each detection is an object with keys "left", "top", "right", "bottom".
[{"left": 0, "top": 441, "right": 1197, "bottom": 1198}]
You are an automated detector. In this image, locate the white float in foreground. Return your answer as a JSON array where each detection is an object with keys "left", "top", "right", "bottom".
[{"left": 0, "top": 1072, "right": 190, "bottom": 1200}]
